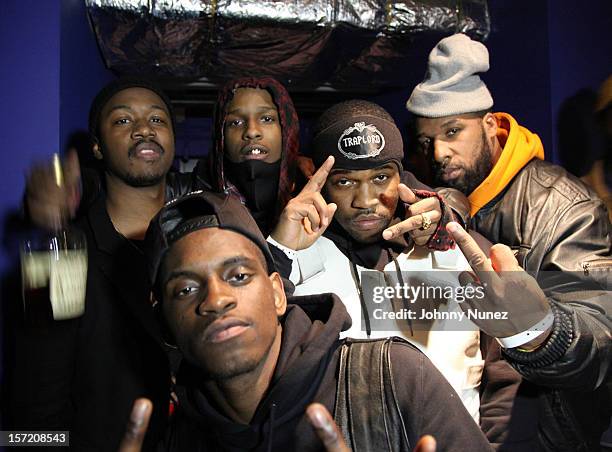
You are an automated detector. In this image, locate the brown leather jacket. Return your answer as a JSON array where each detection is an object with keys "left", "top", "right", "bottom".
[{"left": 472, "top": 159, "right": 611, "bottom": 451}]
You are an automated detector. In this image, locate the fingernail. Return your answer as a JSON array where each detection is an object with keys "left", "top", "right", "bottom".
[
  {"left": 447, "top": 222, "right": 458, "bottom": 232},
  {"left": 309, "top": 408, "right": 326, "bottom": 429},
  {"left": 131, "top": 401, "right": 149, "bottom": 425}
]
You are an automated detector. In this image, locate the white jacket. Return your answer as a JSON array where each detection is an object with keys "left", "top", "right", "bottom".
[{"left": 272, "top": 235, "right": 484, "bottom": 422}]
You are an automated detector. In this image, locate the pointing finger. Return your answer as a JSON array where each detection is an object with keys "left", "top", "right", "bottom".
[
  {"left": 306, "top": 403, "right": 350, "bottom": 452},
  {"left": 447, "top": 222, "right": 496, "bottom": 286},
  {"left": 302, "top": 156, "right": 334, "bottom": 194},
  {"left": 489, "top": 243, "right": 522, "bottom": 272},
  {"left": 382, "top": 217, "right": 421, "bottom": 240},
  {"left": 398, "top": 184, "right": 418, "bottom": 204},
  {"left": 118, "top": 398, "right": 152, "bottom": 452}
]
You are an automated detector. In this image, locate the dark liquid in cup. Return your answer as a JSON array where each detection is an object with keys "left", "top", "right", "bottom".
[{"left": 23, "top": 286, "right": 54, "bottom": 327}]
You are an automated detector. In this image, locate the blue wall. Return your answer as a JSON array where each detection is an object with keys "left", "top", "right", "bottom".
[
  {"left": 0, "top": 0, "right": 113, "bottom": 275},
  {"left": 60, "top": 0, "right": 115, "bottom": 155},
  {"left": 0, "top": 0, "right": 61, "bottom": 433},
  {"left": 0, "top": 0, "right": 113, "bottom": 430},
  {"left": 486, "top": 1, "right": 552, "bottom": 158},
  {"left": 548, "top": 0, "right": 612, "bottom": 162},
  {"left": 0, "top": 0, "right": 61, "bottom": 273}
]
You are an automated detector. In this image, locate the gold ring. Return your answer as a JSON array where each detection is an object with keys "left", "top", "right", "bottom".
[{"left": 420, "top": 213, "right": 431, "bottom": 231}]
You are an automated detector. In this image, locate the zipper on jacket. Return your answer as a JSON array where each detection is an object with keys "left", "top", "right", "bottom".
[{"left": 582, "top": 259, "right": 612, "bottom": 276}]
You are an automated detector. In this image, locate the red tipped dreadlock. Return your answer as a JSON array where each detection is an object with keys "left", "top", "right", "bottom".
[{"left": 209, "top": 77, "right": 299, "bottom": 231}]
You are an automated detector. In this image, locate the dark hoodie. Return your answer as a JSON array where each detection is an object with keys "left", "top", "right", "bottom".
[
  {"left": 192, "top": 77, "right": 300, "bottom": 236},
  {"left": 160, "top": 293, "right": 492, "bottom": 452}
]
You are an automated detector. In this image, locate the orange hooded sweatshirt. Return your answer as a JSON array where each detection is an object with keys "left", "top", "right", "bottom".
[{"left": 468, "top": 113, "right": 545, "bottom": 217}]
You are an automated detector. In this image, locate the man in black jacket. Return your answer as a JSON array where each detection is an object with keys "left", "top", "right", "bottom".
[
  {"left": 142, "top": 190, "right": 492, "bottom": 451},
  {"left": 407, "top": 33, "right": 612, "bottom": 451},
  {"left": 12, "top": 78, "right": 191, "bottom": 450}
]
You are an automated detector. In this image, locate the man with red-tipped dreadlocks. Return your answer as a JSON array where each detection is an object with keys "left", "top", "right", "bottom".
[{"left": 191, "top": 77, "right": 300, "bottom": 236}]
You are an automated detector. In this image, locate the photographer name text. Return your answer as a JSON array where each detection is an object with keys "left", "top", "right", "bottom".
[{"left": 372, "top": 308, "right": 509, "bottom": 321}]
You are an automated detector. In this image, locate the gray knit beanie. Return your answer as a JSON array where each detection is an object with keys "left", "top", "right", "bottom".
[{"left": 406, "top": 33, "right": 493, "bottom": 118}]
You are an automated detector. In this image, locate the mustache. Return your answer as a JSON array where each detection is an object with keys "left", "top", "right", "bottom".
[
  {"left": 128, "top": 139, "right": 165, "bottom": 157},
  {"left": 432, "top": 157, "right": 454, "bottom": 178},
  {"left": 351, "top": 210, "right": 382, "bottom": 221}
]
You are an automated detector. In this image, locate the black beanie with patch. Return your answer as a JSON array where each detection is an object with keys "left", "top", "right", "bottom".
[{"left": 311, "top": 102, "right": 404, "bottom": 171}]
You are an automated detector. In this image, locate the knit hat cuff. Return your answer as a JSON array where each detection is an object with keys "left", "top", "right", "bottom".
[{"left": 406, "top": 83, "right": 493, "bottom": 117}]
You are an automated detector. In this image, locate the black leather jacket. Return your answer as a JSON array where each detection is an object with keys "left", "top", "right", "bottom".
[{"left": 472, "top": 159, "right": 611, "bottom": 451}]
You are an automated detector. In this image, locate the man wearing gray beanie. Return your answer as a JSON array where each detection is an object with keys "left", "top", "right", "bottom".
[{"left": 407, "top": 33, "right": 611, "bottom": 451}]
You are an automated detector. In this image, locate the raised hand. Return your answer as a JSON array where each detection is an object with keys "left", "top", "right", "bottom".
[
  {"left": 117, "top": 398, "right": 152, "bottom": 452},
  {"left": 25, "top": 150, "right": 81, "bottom": 230},
  {"left": 382, "top": 184, "right": 441, "bottom": 245},
  {"left": 307, "top": 403, "right": 437, "bottom": 452},
  {"left": 271, "top": 156, "right": 337, "bottom": 251},
  {"left": 306, "top": 403, "right": 350, "bottom": 452},
  {"left": 447, "top": 222, "right": 552, "bottom": 347}
]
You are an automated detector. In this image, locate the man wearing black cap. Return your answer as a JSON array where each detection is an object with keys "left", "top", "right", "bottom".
[
  {"left": 12, "top": 78, "right": 190, "bottom": 450},
  {"left": 268, "top": 100, "right": 486, "bottom": 421},
  {"left": 142, "top": 190, "right": 492, "bottom": 451}
]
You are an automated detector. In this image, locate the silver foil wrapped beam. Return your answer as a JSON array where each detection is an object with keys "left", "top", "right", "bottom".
[{"left": 86, "top": 0, "right": 489, "bottom": 88}]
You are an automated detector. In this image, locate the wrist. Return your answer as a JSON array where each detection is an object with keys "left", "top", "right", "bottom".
[
  {"left": 502, "top": 303, "right": 574, "bottom": 368},
  {"left": 515, "top": 324, "right": 553, "bottom": 352},
  {"left": 267, "top": 236, "right": 297, "bottom": 260},
  {"left": 269, "top": 227, "right": 293, "bottom": 250},
  {"left": 496, "top": 309, "right": 555, "bottom": 350}
]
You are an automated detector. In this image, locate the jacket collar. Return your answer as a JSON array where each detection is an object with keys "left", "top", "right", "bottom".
[{"left": 85, "top": 195, "right": 164, "bottom": 345}]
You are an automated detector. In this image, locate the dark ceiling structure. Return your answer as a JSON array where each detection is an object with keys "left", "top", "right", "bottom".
[{"left": 86, "top": 0, "right": 489, "bottom": 115}]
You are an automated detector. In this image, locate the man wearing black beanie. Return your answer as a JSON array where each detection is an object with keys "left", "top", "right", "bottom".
[{"left": 268, "top": 99, "right": 489, "bottom": 422}]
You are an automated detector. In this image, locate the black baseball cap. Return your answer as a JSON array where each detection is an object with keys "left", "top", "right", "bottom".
[{"left": 145, "top": 191, "right": 276, "bottom": 290}]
